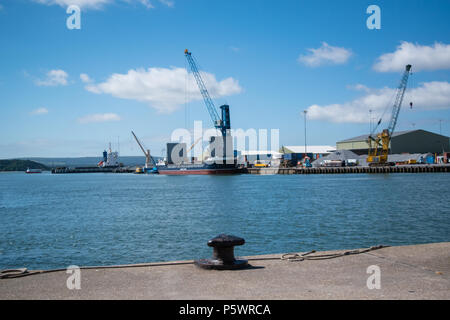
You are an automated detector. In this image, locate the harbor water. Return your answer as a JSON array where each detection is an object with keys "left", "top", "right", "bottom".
[{"left": 0, "top": 172, "right": 449, "bottom": 270}]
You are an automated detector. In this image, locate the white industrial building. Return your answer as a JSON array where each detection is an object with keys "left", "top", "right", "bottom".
[{"left": 280, "top": 145, "right": 336, "bottom": 157}]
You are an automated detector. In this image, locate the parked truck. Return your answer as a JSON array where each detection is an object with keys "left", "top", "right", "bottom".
[
  {"left": 320, "top": 160, "right": 344, "bottom": 167},
  {"left": 345, "top": 159, "right": 358, "bottom": 167}
]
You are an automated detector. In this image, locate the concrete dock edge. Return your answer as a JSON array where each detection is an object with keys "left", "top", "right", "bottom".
[{"left": 1, "top": 242, "right": 449, "bottom": 300}]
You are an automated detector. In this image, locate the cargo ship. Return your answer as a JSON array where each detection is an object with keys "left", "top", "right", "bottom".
[
  {"left": 97, "top": 143, "right": 120, "bottom": 168},
  {"left": 156, "top": 142, "right": 239, "bottom": 175},
  {"left": 157, "top": 161, "right": 238, "bottom": 175}
]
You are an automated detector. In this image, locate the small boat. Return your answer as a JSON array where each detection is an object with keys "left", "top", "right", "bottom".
[{"left": 26, "top": 168, "right": 42, "bottom": 174}]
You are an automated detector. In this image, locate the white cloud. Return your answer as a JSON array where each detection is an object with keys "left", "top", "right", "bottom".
[
  {"left": 298, "top": 42, "right": 353, "bottom": 67},
  {"left": 122, "top": 0, "right": 153, "bottom": 8},
  {"left": 78, "top": 113, "right": 121, "bottom": 123},
  {"left": 35, "top": 69, "right": 68, "bottom": 86},
  {"left": 85, "top": 67, "right": 242, "bottom": 113},
  {"left": 306, "top": 81, "right": 450, "bottom": 124},
  {"left": 346, "top": 84, "right": 371, "bottom": 93},
  {"left": 374, "top": 42, "right": 450, "bottom": 72},
  {"left": 157, "top": 0, "right": 173, "bottom": 7},
  {"left": 139, "top": 0, "right": 153, "bottom": 8},
  {"left": 80, "top": 73, "right": 93, "bottom": 83},
  {"left": 33, "top": 0, "right": 112, "bottom": 9},
  {"left": 33, "top": 0, "right": 173, "bottom": 9},
  {"left": 30, "top": 107, "right": 49, "bottom": 115}
]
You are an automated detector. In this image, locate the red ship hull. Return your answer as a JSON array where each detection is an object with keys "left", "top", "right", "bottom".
[{"left": 158, "top": 168, "right": 239, "bottom": 175}]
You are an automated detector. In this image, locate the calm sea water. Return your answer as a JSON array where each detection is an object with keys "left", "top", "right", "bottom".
[{"left": 0, "top": 172, "right": 449, "bottom": 270}]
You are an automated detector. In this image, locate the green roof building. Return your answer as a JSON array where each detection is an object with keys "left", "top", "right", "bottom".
[{"left": 336, "top": 129, "right": 450, "bottom": 155}]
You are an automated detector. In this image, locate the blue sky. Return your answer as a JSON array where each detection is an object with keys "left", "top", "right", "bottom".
[{"left": 0, "top": 0, "right": 449, "bottom": 157}]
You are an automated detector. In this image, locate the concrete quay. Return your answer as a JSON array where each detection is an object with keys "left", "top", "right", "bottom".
[
  {"left": 247, "top": 164, "right": 450, "bottom": 175},
  {"left": 0, "top": 242, "right": 449, "bottom": 300}
]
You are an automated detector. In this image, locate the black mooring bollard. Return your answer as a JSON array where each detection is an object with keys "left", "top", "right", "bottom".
[{"left": 195, "top": 234, "right": 249, "bottom": 270}]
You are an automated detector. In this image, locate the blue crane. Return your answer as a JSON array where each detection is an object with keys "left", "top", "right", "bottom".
[{"left": 184, "top": 49, "right": 231, "bottom": 159}]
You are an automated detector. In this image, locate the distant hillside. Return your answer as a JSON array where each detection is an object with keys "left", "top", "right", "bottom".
[{"left": 0, "top": 159, "right": 50, "bottom": 172}]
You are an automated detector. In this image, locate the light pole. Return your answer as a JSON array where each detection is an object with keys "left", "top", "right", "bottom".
[
  {"left": 369, "top": 109, "right": 372, "bottom": 134},
  {"left": 303, "top": 110, "right": 307, "bottom": 156}
]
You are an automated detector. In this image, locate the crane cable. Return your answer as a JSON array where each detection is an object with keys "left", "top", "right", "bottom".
[
  {"left": 0, "top": 245, "right": 389, "bottom": 279},
  {"left": 409, "top": 71, "right": 414, "bottom": 110},
  {"left": 370, "top": 89, "right": 397, "bottom": 137}
]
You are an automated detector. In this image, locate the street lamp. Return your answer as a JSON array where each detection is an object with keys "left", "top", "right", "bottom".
[{"left": 303, "top": 110, "right": 307, "bottom": 156}]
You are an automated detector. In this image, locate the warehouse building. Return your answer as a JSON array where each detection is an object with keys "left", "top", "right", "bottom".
[{"left": 336, "top": 129, "right": 450, "bottom": 155}]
